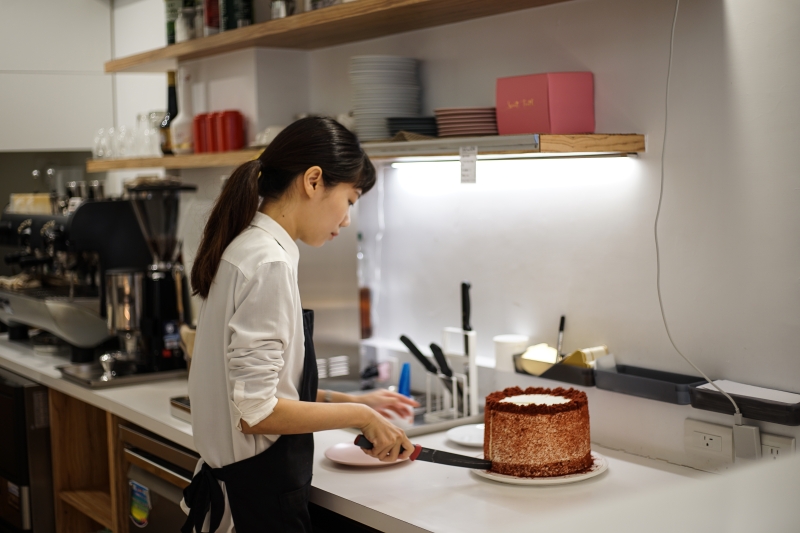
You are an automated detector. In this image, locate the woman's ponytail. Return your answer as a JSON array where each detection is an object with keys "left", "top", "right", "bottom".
[
  {"left": 191, "top": 116, "right": 376, "bottom": 299},
  {"left": 190, "top": 159, "right": 261, "bottom": 298}
]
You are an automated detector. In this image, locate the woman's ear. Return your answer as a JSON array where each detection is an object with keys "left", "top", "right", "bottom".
[{"left": 302, "top": 166, "right": 324, "bottom": 198}]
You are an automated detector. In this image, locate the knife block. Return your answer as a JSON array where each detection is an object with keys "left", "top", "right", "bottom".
[{"left": 422, "top": 327, "right": 478, "bottom": 418}]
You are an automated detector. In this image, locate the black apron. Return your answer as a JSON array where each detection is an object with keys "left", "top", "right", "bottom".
[{"left": 182, "top": 309, "right": 319, "bottom": 533}]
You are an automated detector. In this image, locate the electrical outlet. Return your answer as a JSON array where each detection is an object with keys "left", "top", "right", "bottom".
[
  {"left": 694, "top": 431, "right": 722, "bottom": 452},
  {"left": 761, "top": 433, "right": 796, "bottom": 461},
  {"left": 684, "top": 419, "right": 734, "bottom": 472}
]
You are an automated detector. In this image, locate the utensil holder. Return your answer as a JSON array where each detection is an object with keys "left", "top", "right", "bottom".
[
  {"left": 423, "top": 327, "right": 479, "bottom": 420},
  {"left": 423, "top": 371, "right": 469, "bottom": 423}
]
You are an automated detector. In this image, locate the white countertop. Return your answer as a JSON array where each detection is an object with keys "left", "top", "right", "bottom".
[
  {"left": 0, "top": 337, "right": 195, "bottom": 449},
  {"left": 0, "top": 336, "right": 710, "bottom": 532}
]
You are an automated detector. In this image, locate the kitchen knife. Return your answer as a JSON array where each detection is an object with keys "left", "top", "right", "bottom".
[
  {"left": 400, "top": 336, "right": 463, "bottom": 414},
  {"left": 461, "top": 281, "right": 471, "bottom": 356},
  {"left": 354, "top": 435, "right": 492, "bottom": 470},
  {"left": 399, "top": 335, "right": 439, "bottom": 374},
  {"left": 430, "top": 342, "right": 465, "bottom": 413},
  {"left": 429, "top": 342, "right": 453, "bottom": 378}
]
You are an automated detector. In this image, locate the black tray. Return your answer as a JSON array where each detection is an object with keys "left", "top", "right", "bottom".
[
  {"left": 513, "top": 354, "right": 595, "bottom": 387},
  {"left": 689, "top": 384, "right": 800, "bottom": 426},
  {"left": 594, "top": 364, "right": 704, "bottom": 405}
]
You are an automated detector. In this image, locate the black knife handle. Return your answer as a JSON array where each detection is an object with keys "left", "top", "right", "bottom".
[
  {"left": 429, "top": 343, "right": 453, "bottom": 378},
  {"left": 400, "top": 335, "right": 439, "bottom": 374},
  {"left": 461, "top": 282, "right": 472, "bottom": 332},
  {"left": 354, "top": 435, "right": 422, "bottom": 460}
]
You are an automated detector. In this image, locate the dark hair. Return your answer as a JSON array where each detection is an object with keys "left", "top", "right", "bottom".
[{"left": 191, "top": 116, "right": 375, "bottom": 298}]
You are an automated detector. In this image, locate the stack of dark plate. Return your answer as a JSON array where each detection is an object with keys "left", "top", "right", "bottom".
[
  {"left": 434, "top": 107, "right": 498, "bottom": 137},
  {"left": 386, "top": 116, "right": 437, "bottom": 137}
]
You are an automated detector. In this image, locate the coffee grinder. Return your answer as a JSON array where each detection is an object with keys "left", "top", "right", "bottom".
[{"left": 104, "top": 180, "right": 195, "bottom": 376}]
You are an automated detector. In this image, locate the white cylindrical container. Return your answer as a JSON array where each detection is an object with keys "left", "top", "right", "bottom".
[{"left": 493, "top": 334, "right": 530, "bottom": 373}]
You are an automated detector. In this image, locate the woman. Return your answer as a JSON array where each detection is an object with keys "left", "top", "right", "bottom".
[{"left": 182, "top": 117, "right": 416, "bottom": 533}]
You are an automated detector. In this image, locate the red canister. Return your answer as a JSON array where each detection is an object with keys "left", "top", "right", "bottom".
[
  {"left": 214, "top": 112, "right": 228, "bottom": 151},
  {"left": 222, "top": 110, "right": 245, "bottom": 151},
  {"left": 206, "top": 112, "right": 221, "bottom": 152},
  {"left": 193, "top": 114, "right": 208, "bottom": 153}
]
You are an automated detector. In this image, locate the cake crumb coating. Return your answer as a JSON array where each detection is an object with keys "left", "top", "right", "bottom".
[{"left": 484, "top": 386, "right": 592, "bottom": 477}]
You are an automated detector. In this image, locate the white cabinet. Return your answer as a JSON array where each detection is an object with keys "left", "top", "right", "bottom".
[
  {"left": 0, "top": 0, "right": 111, "bottom": 72},
  {"left": 0, "top": 73, "right": 113, "bottom": 151},
  {"left": 1, "top": 0, "right": 113, "bottom": 150}
]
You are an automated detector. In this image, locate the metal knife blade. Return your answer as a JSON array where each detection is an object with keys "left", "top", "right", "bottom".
[
  {"left": 414, "top": 447, "right": 492, "bottom": 470},
  {"left": 400, "top": 335, "right": 439, "bottom": 374},
  {"left": 354, "top": 435, "right": 492, "bottom": 470}
]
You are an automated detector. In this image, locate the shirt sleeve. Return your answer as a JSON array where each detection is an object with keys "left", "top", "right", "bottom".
[{"left": 226, "top": 261, "right": 297, "bottom": 431}]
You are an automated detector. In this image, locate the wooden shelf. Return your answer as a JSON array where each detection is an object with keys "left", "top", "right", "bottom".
[
  {"left": 105, "top": 0, "right": 572, "bottom": 73},
  {"left": 86, "top": 148, "right": 263, "bottom": 173},
  {"left": 60, "top": 490, "right": 113, "bottom": 530},
  {"left": 364, "top": 133, "right": 645, "bottom": 159},
  {"left": 85, "top": 134, "right": 644, "bottom": 172}
]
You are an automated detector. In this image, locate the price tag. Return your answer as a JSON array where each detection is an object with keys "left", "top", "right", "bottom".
[{"left": 460, "top": 146, "right": 477, "bottom": 184}]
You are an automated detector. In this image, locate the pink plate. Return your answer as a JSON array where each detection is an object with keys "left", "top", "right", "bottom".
[{"left": 324, "top": 443, "right": 409, "bottom": 467}]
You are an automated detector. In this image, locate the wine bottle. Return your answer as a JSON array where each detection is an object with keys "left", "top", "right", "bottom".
[
  {"left": 160, "top": 71, "right": 178, "bottom": 155},
  {"left": 357, "top": 232, "right": 372, "bottom": 339}
]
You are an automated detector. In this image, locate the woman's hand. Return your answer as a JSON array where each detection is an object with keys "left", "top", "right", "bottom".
[
  {"left": 358, "top": 407, "right": 415, "bottom": 462},
  {"left": 357, "top": 390, "right": 419, "bottom": 418}
]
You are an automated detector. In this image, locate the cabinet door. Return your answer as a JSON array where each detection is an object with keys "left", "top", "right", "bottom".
[
  {"left": 1, "top": 0, "right": 111, "bottom": 72},
  {"left": 0, "top": 73, "right": 113, "bottom": 151}
]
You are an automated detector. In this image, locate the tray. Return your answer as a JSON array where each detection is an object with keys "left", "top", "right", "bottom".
[
  {"left": 594, "top": 364, "right": 704, "bottom": 405},
  {"left": 513, "top": 354, "right": 595, "bottom": 387},
  {"left": 689, "top": 384, "right": 800, "bottom": 426},
  {"left": 59, "top": 363, "right": 187, "bottom": 389}
]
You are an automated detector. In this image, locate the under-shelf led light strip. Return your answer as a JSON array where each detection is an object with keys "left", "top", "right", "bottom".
[{"left": 654, "top": 0, "right": 742, "bottom": 422}]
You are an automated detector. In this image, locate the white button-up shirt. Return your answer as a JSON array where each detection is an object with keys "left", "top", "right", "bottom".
[
  {"left": 190, "top": 211, "right": 306, "bottom": 468},
  {"left": 185, "top": 212, "right": 307, "bottom": 531}
]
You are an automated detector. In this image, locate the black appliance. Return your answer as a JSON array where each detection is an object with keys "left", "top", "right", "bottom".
[
  {"left": 0, "top": 368, "right": 54, "bottom": 533},
  {"left": 0, "top": 179, "right": 196, "bottom": 387}
]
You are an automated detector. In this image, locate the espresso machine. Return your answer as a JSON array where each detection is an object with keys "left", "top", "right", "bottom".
[{"left": 0, "top": 178, "right": 195, "bottom": 387}]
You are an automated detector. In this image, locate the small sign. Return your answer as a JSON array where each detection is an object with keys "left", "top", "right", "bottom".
[{"left": 460, "top": 146, "right": 478, "bottom": 184}]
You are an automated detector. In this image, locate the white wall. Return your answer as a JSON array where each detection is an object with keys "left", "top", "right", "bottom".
[
  {"left": 112, "top": 0, "right": 800, "bottom": 465},
  {"left": 307, "top": 0, "right": 800, "bottom": 392}
]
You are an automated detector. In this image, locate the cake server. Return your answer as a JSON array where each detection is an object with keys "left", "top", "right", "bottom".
[{"left": 354, "top": 435, "right": 492, "bottom": 470}]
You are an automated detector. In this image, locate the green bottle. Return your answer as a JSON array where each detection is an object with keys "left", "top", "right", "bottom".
[
  {"left": 164, "top": 0, "right": 181, "bottom": 44},
  {"left": 219, "top": 0, "right": 253, "bottom": 31}
]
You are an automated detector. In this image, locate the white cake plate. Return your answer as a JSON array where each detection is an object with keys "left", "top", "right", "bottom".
[
  {"left": 446, "top": 423, "right": 484, "bottom": 447},
  {"left": 470, "top": 451, "right": 608, "bottom": 485}
]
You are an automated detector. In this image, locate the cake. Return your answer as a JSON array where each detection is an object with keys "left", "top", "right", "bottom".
[{"left": 484, "top": 386, "right": 592, "bottom": 477}]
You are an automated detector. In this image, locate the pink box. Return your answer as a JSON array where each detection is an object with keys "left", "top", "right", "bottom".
[{"left": 496, "top": 72, "right": 595, "bottom": 135}]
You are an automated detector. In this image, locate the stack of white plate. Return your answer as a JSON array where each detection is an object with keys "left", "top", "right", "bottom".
[
  {"left": 351, "top": 56, "right": 421, "bottom": 141},
  {"left": 434, "top": 107, "right": 498, "bottom": 137}
]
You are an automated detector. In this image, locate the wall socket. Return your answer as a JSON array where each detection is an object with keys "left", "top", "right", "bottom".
[
  {"left": 684, "top": 419, "right": 734, "bottom": 472},
  {"left": 761, "top": 433, "right": 796, "bottom": 461}
]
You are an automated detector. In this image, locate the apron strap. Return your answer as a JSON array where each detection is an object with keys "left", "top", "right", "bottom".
[{"left": 181, "top": 462, "right": 226, "bottom": 533}]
